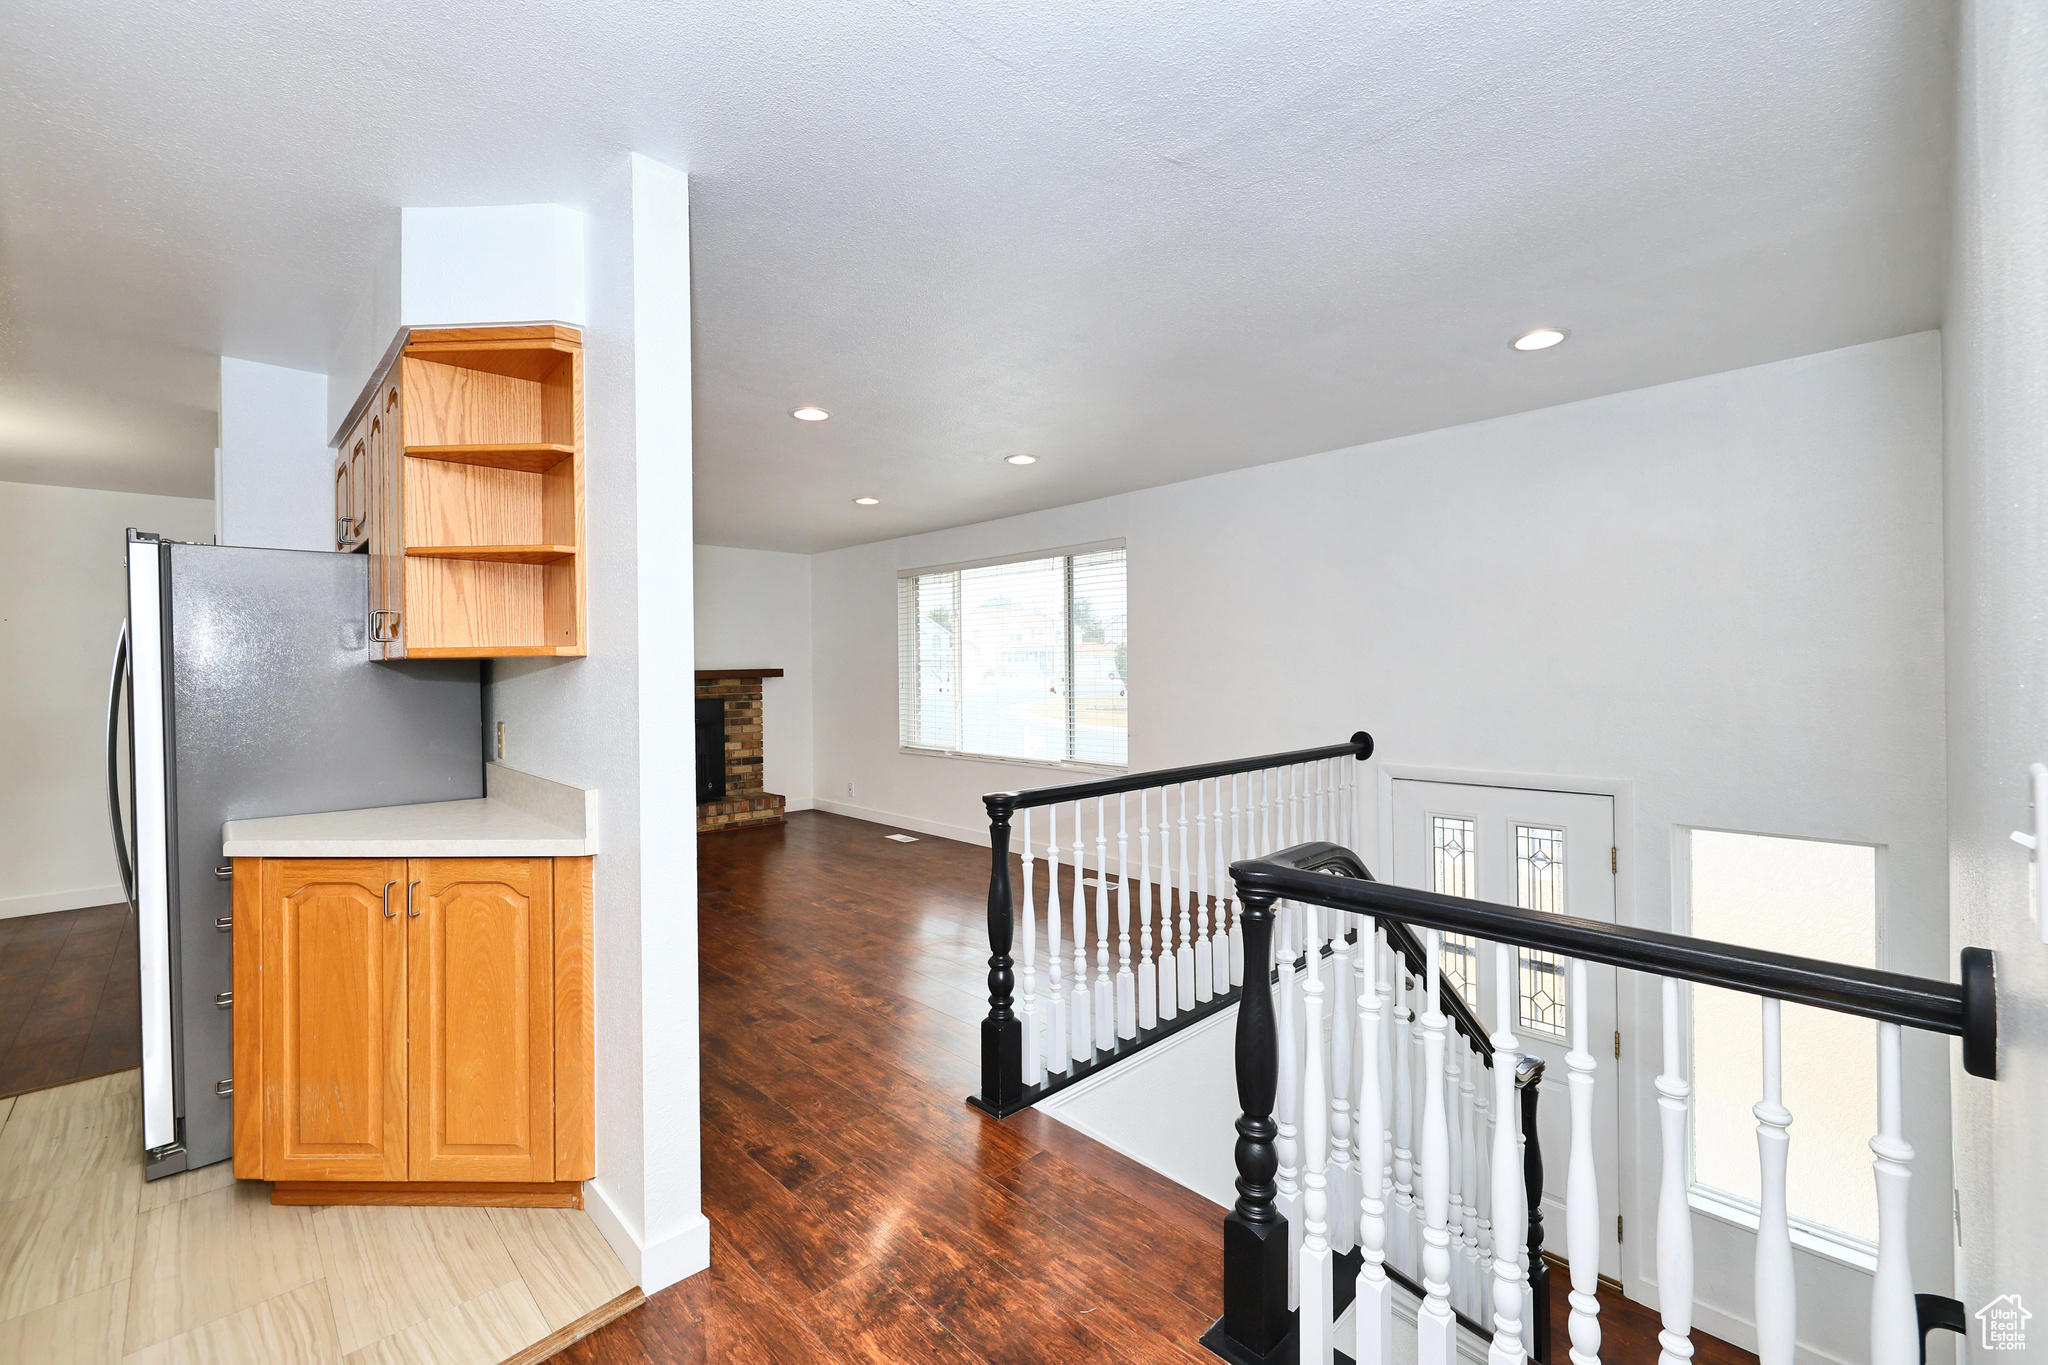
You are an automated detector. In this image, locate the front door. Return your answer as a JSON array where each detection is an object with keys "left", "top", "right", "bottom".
[{"left": 1390, "top": 778, "right": 1622, "bottom": 1281}]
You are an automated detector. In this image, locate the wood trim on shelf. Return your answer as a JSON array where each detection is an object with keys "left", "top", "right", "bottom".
[
  {"left": 405, "top": 545, "right": 577, "bottom": 565},
  {"left": 403, "top": 644, "right": 585, "bottom": 659},
  {"left": 269, "top": 1180, "right": 584, "bottom": 1208},
  {"left": 405, "top": 443, "right": 575, "bottom": 473},
  {"left": 407, "top": 324, "right": 583, "bottom": 347},
  {"left": 694, "top": 669, "right": 785, "bottom": 679}
]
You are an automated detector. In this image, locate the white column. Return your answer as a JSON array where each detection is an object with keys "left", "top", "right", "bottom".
[
  {"left": 1566, "top": 958, "right": 1603, "bottom": 1365},
  {"left": 1655, "top": 976, "right": 1694, "bottom": 1365},
  {"left": 1489, "top": 942, "right": 1529, "bottom": 1365},
  {"left": 1392, "top": 962, "right": 1417, "bottom": 1277},
  {"left": 1045, "top": 804, "right": 1069, "bottom": 1075},
  {"left": 1418, "top": 931, "right": 1457, "bottom": 1364},
  {"left": 1195, "top": 780, "right": 1215, "bottom": 1002},
  {"left": 1300, "top": 907, "right": 1333, "bottom": 1365},
  {"left": 1869, "top": 1022, "right": 1916, "bottom": 1365},
  {"left": 1330, "top": 912, "right": 1357, "bottom": 1253},
  {"left": 1093, "top": 796, "right": 1115, "bottom": 1052},
  {"left": 1070, "top": 802, "right": 1090, "bottom": 1062},
  {"left": 1356, "top": 922, "right": 1392, "bottom": 1365},
  {"left": 1020, "top": 808, "right": 1042, "bottom": 1085},
  {"left": 1138, "top": 790, "right": 1157, "bottom": 1030},
  {"left": 1114, "top": 794, "right": 1136, "bottom": 1039}
]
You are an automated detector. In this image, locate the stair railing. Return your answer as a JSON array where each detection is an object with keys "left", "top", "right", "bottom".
[
  {"left": 1208, "top": 841, "right": 1998, "bottom": 1365},
  {"left": 971, "top": 733, "right": 1375, "bottom": 1117}
]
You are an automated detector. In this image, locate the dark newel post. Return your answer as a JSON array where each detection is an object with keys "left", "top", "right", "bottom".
[
  {"left": 978, "top": 796, "right": 1023, "bottom": 1113},
  {"left": 1518, "top": 1055, "right": 1551, "bottom": 1364},
  {"left": 1217, "top": 889, "right": 1290, "bottom": 1360}
]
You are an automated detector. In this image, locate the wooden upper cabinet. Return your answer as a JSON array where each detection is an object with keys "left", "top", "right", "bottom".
[
  {"left": 339, "top": 324, "right": 585, "bottom": 660},
  {"left": 257, "top": 858, "right": 409, "bottom": 1182},
  {"left": 405, "top": 858, "right": 554, "bottom": 1181}
]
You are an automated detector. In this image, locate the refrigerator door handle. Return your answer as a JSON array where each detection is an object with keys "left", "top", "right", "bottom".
[{"left": 105, "top": 620, "right": 135, "bottom": 909}]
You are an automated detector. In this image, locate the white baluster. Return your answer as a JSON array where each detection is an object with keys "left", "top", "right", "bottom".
[
  {"left": 1445, "top": 1046, "right": 1466, "bottom": 1315},
  {"left": 1177, "top": 783, "right": 1197, "bottom": 1008},
  {"left": 1411, "top": 962, "right": 1430, "bottom": 1271},
  {"left": 1300, "top": 906, "right": 1333, "bottom": 1365},
  {"left": 1329, "top": 912, "right": 1356, "bottom": 1252},
  {"left": 1138, "top": 789, "right": 1157, "bottom": 1030},
  {"left": 1261, "top": 766, "right": 1273, "bottom": 857},
  {"left": 1195, "top": 779, "right": 1215, "bottom": 1002},
  {"left": 1020, "top": 808, "right": 1041, "bottom": 1086},
  {"left": 1418, "top": 930, "right": 1456, "bottom": 1364},
  {"left": 1276, "top": 902, "right": 1302, "bottom": 1305},
  {"left": 1566, "top": 958, "right": 1603, "bottom": 1365},
  {"left": 1870, "top": 1022, "right": 1916, "bottom": 1365},
  {"left": 1655, "top": 976, "right": 1693, "bottom": 1365},
  {"left": 1094, "top": 796, "right": 1114, "bottom": 1052},
  {"left": 1474, "top": 1047, "right": 1495, "bottom": 1330},
  {"left": 1753, "top": 997, "right": 1792, "bottom": 1365},
  {"left": 1490, "top": 942, "right": 1529, "bottom": 1365},
  {"left": 1392, "top": 963, "right": 1417, "bottom": 1276},
  {"left": 1045, "top": 804, "right": 1068, "bottom": 1075},
  {"left": 1229, "top": 773, "right": 1246, "bottom": 986},
  {"left": 1460, "top": 1050, "right": 1482, "bottom": 1312},
  {"left": 1158, "top": 788, "right": 1179, "bottom": 1023},
  {"left": 1070, "top": 801, "right": 1090, "bottom": 1062},
  {"left": 1115, "top": 793, "right": 1136, "bottom": 1039},
  {"left": 1356, "top": 922, "right": 1392, "bottom": 1365}
]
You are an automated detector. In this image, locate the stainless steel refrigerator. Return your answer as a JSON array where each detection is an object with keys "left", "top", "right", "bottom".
[{"left": 106, "top": 531, "right": 484, "bottom": 1179}]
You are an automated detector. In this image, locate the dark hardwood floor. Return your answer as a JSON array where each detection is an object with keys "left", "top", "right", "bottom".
[
  {"left": 559, "top": 810, "right": 1754, "bottom": 1365},
  {"left": 0, "top": 901, "right": 140, "bottom": 1098}
]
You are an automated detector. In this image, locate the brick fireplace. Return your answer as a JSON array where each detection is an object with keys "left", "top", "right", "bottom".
[{"left": 696, "top": 669, "right": 787, "bottom": 833}]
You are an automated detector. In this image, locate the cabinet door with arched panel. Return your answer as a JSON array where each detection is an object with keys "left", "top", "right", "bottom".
[{"left": 405, "top": 857, "right": 555, "bottom": 1181}]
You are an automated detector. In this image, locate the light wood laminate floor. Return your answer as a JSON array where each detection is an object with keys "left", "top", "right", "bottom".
[{"left": 0, "top": 1069, "right": 641, "bottom": 1365}]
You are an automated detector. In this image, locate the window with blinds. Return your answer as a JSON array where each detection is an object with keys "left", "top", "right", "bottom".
[{"left": 898, "top": 543, "right": 1127, "bottom": 769}]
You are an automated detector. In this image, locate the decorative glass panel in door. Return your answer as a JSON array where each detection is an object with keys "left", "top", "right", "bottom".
[{"left": 1390, "top": 777, "right": 1621, "bottom": 1279}]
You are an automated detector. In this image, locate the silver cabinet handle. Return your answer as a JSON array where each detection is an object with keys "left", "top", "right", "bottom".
[
  {"left": 214, "top": 1079, "right": 233, "bottom": 1097},
  {"left": 381, "top": 880, "right": 397, "bottom": 919},
  {"left": 105, "top": 620, "right": 135, "bottom": 909},
  {"left": 337, "top": 516, "right": 354, "bottom": 546},
  {"left": 369, "top": 610, "right": 400, "bottom": 643},
  {"left": 406, "top": 880, "right": 421, "bottom": 918}
]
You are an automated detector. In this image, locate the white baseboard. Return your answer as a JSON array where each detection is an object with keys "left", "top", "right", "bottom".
[
  {"left": 583, "top": 1179, "right": 711, "bottom": 1295},
  {"left": 809, "top": 798, "right": 986, "bottom": 847},
  {"left": 0, "top": 885, "right": 126, "bottom": 920}
]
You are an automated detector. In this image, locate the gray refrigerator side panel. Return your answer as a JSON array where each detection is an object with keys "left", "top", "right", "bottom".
[{"left": 165, "top": 542, "right": 482, "bottom": 1173}]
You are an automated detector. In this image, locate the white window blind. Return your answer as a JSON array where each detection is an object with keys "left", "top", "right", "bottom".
[{"left": 898, "top": 544, "right": 1127, "bottom": 769}]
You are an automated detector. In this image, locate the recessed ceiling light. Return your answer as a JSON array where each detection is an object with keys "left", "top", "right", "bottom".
[
  {"left": 1004, "top": 453, "right": 1037, "bottom": 465},
  {"left": 791, "top": 406, "right": 830, "bottom": 421},
  {"left": 853, "top": 496, "right": 880, "bottom": 505},
  {"left": 1512, "top": 328, "right": 1569, "bottom": 352}
]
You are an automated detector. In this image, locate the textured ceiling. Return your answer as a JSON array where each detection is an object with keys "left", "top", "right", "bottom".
[{"left": 0, "top": 1, "right": 1950, "bottom": 547}]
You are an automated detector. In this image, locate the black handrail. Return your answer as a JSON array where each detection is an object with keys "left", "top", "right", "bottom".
[
  {"left": 971, "top": 734, "right": 1376, "bottom": 1117},
  {"left": 983, "top": 732, "right": 1373, "bottom": 816},
  {"left": 1232, "top": 842, "right": 1998, "bottom": 1077}
]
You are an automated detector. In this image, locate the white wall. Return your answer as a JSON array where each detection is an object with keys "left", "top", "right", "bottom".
[
  {"left": 811, "top": 333, "right": 1952, "bottom": 1352},
  {"left": 1945, "top": 0, "right": 2048, "bottom": 1330},
  {"left": 217, "top": 358, "right": 332, "bottom": 551},
  {"left": 0, "top": 482, "right": 213, "bottom": 916},
  {"left": 483, "top": 155, "right": 706, "bottom": 1293},
  {"left": 694, "top": 545, "right": 814, "bottom": 810},
  {"left": 400, "top": 204, "right": 588, "bottom": 332}
]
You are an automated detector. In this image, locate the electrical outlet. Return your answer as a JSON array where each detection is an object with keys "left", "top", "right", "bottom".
[
  {"left": 847, "top": 781, "right": 856, "bottom": 798},
  {"left": 495, "top": 721, "right": 506, "bottom": 761}
]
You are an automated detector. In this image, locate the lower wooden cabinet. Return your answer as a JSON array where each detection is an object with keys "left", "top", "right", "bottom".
[{"left": 232, "top": 855, "right": 594, "bottom": 1203}]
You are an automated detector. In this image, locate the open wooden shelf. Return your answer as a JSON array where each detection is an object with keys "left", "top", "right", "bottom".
[
  {"left": 406, "top": 443, "right": 575, "bottom": 473},
  {"left": 407, "top": 545, "right": 577, "bottom": 565}
]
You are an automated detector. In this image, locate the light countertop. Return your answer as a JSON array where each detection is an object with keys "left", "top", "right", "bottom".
[{"left": 223, "top": 762, "right": 598, "bottom": 858}]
